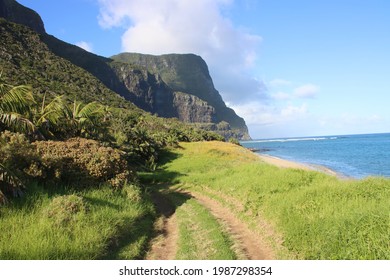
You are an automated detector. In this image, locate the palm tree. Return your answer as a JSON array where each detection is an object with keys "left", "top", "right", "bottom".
[
  {"left": 36, "top": 95, "right": 108, "bottom": 139},
  {"left": 0, "top": 74, "right": 37, "bottom": 134},
  {"left": 70, "top": 99, "right": 108, "bottom": 137}
]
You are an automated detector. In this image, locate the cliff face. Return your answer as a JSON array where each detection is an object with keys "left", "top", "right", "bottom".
[
  {"left": 111, "top": 53, "right": 250, "bottom": 139},
  {"left": 109, "top": 63, "right": 218, "bottom": 123},
  {"left": 111, "top": 53, "right": 224, "bottom": 107},
  {"left": 0, "top": 0, "right": 251, "bottom": 140},
  {"left": 173, "top": 92, "right": 216, "bottom": 123}
]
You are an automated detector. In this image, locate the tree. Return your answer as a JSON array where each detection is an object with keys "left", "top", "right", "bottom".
[
  {"left": 0, "top": 74, "right": 37, "bottom": 134},
  {"left": 36, "top": 95, "right": 109, "bottom": 139}
]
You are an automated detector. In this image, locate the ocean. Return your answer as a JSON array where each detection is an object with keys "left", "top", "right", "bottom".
[{"left": 241, "top": 133, "right": 390, "bottom": 179}]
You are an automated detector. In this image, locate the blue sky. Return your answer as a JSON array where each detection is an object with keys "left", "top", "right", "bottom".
[{"left": 17, "top": 0, "right": 390, "bottom": 139}]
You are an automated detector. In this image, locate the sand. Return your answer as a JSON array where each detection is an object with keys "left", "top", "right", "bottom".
[
  {"left": 258, "top": 154, "right": 311, "bottom": 170},
  {"left": 257, "top": 154, "right": 343, "bottom": 178}
]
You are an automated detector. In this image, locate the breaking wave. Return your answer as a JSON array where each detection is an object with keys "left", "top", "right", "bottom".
[{"left": 245, "top": 137, "right": 338, "bottom": 144}]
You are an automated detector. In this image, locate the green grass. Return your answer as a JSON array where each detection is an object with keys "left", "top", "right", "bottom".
[
  {"left": 168, "top": 192, "right": 237, "bottom": 260},
  {"left": 0, "top": 183, "right": 155, "bottom": 259},
  {"left": 145, "top": 141, "right": 390, "bottom": 259}
]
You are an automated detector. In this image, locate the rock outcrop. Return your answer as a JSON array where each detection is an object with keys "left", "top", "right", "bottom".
[{"left": 173, "top": 92, "right": 216, "bottom": 123}]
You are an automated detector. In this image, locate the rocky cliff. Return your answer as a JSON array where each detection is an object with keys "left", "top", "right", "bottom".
[
  {"left": 173, "top": 92, "right": 216, "bottom": 123},
  {"left": 109, "top": 61, "right": 218, "bottom": 123}
]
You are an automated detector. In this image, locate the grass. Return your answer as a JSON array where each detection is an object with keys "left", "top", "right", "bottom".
[
  {"left": 0, "top": 183, "right": 155, "bottom": 259},
  {"left": 167, "top": 192, "right": 237, "bottom": 260},
  {"left": 3, "top": 140, "right": 389, "bottom": 260},
  {"left": 144, "top": 141, "right": 390, "bottom": 259}
]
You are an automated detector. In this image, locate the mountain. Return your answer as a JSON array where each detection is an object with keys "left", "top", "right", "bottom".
[
  {"left": 0, "top": 0, "right": 251, "bottom": 140},
  {"left": 110, "top": 53, "right": 250, "bottom": 139},
  {"left": 0, "top": 0, "right": 44, "bottom": 33}
]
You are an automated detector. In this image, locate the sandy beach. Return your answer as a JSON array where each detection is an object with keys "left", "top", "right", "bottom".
[
  {"left": 257, "top": 154, "right": 343, "bottom": 178},
  {"left": 258, "top": 154, "right": 311, "bottom": 170}
]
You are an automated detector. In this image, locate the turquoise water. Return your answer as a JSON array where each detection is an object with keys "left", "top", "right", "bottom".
[{"left": 241, "top": 133, "right": 390, "bottom": 179}]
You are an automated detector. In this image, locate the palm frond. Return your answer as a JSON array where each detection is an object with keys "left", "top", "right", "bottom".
[
  {"left": 37, "top": 95, "right": 67, "bottom": 125},
  {"left": 0, "top": 85, "right": 35, "bottom": 113},
  {"left": 78, "top": 102, "right": 105, "bottom": 121},
  {"left": 0, "top": 112, "right": 37, "bottom": 134}
]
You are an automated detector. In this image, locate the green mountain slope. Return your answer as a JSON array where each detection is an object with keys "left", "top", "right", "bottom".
[{"left": 0, "top": 18, "right": 136, "bottom": 110}]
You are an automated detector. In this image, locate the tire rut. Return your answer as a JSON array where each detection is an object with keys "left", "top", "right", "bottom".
[
  {"left": 146, "top": 192, "right": 178, "bottom": 260},
  {"left": 146, "top": 188, "right": 275, "bottom": 260},
  {"left": 190, "top": 191, "right": 275, "bottom": 260}
]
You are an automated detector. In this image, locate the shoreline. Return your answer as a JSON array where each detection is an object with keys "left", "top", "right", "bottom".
[{"left": 257, "top": 154, "right": 347, "bottom": 179}]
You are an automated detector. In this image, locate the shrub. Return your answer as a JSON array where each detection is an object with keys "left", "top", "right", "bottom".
[
  {"left": 228, "top": 137, "right": 241, "bottom": 146},
  {"left": 0, "top": 132, "right": 137, "bottom": 203},
  {"left": 0, "top": 131, "right": 38, "bottom": 177},
  {"left": 0, "top": 131, "right": 38, "bottom": 203},
  {"left": 109, "top": 171, "right": 133, "bottom": 189},
  {"left": 33, "top": 138, "right": 137, "bottom": 189},
  {"left": 0, "top": 163, "right": 24, "bottom": 204}
]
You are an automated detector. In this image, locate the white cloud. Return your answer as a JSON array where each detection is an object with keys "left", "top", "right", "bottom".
[
  {"left": 231, "top": 101, "right": 309, "bottom": 126},
  {"left": 75, "top": 41, "right": 93, "bottom": 52},
  {"left": 97, "top": 0, "right": 264, "bottom": 104},
  {"left": 314, "top": 113, "right": 388, "bottom": 137},
  {"left": 272, "top": 91, "right": 291, "bottom": 101},
  {"left": 268, "top": 82, "right": 320, "bottom": 102},
  {"left": 269, "top": 79, "right": 292, "bottom": 87},
  {"left": 230, "top": 102, "right": 276, "bottom": 126},
  {"left": 229, "top": 96, "right": 320, "bottom": 138},
  {"left": 293, "top": 84, "right": 319, "bottom": 98}
]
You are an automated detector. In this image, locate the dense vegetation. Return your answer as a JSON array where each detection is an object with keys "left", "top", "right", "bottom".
[
  {"left": 143, "top": 141, "right": 390, "bottom": 259},
  {"left": 0, "top": 72, "right": 222, "bottom": 258}
]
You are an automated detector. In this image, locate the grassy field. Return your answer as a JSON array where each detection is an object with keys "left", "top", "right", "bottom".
[
  {"left": 0, "top": 183, "right": 154, "bottom": 259},
  {"left": 145, "top": 141, "right": 390, "bottom": 259}
]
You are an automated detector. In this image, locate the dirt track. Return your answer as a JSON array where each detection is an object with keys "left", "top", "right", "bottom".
[{"left": 146, "top": 188, "right": 275, "bottom": 260}]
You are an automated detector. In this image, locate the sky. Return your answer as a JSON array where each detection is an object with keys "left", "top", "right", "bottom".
[{"left": 17, "top": 0, "right": 390, "bottom": 139}]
